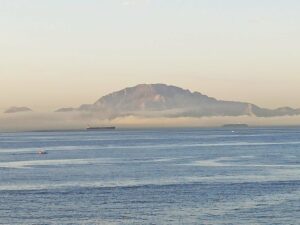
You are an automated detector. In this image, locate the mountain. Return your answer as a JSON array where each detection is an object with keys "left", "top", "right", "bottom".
[
  {"left": 55, "top": 84, "right": 300, "bottom": 118},
  {"left": 4, "top": 106, "right": 32, "bottom": 114}
]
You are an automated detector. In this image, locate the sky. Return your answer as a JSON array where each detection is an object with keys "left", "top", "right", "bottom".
[{"left": 1, "top": 0, "right": 300, "bottom": 112}]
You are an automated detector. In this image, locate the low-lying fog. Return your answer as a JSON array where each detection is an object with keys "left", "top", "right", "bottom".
[{"left": 1, "top": 112, "right": 300, "bottom": 132}]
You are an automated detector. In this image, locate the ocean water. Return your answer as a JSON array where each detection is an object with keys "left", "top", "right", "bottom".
[{"left": 0, "top": 127, "right": 299, "bottom": 225}]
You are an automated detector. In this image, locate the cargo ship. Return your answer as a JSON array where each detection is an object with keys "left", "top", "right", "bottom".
[{"left": 86, "top": 126, "right": 116, "bottom": 131}]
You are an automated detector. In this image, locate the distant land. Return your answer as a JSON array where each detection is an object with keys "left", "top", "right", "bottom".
[
  {"left": 55, "top": 84, "right": 300, "bottom": 118},
  {"left": 4, "top": 106, "right": 32, "bottom": 114}
]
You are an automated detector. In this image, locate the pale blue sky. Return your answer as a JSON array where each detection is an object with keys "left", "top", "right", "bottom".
[{"left": 1, "top": 0, "right": 300, "bottom": 110}]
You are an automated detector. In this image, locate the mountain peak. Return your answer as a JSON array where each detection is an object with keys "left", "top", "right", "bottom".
[
  {"left": 55, "top": 83, "right": 300, "bottom": 118},
  {"left": 92, "top": 83, "right": 215, "bottom": 112}
]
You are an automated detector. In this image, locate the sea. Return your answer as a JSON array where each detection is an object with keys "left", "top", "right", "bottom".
[{"left": 0, "top": 127, "right": 299, "bottom": 225}]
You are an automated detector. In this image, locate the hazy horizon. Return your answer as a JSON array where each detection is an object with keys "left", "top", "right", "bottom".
[
  {"left": 1, "top": 82, "right": 300, "bottom": 113},
  {"left": 1, "top": 0, "right": 300, "bottom": 112},
  {"left": 2, "top": 111, "right": 300, "bottom": 132}
]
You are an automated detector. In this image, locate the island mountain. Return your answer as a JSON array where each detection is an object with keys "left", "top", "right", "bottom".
[
  {"left": 4, "top": 106, "right": 32, "bottom": 114},
  {"left": 56, "top": 84, "right": 300, "bottom": 118}
]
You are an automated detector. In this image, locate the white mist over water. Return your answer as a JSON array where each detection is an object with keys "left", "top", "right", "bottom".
[{"left": 1, "top": 112, "right": 300, "bottom": 132}]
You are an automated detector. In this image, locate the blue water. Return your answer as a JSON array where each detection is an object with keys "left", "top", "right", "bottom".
[{"left": 0, "top": 128, "right": 299, "bottom": 224}]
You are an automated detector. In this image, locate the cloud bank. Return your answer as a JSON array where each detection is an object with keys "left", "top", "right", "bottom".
[{"left": 1, "top": 112, "right": 300, "bottom": 132}]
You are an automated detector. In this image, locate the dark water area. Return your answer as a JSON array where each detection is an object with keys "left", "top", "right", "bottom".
[{"left": 0, "top": 128, "right": 299, "bottom": 224}]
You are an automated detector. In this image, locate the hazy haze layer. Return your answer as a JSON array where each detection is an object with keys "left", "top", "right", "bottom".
[{"left": 1, "top": 83, "right": 300, "bottom": 131}]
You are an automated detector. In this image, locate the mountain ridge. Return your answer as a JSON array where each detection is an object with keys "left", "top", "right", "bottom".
[
  {"left": 55, "top": 84, "right": 300, "bottom": 118},
  {"left": 4, "top": 106, "right": 32, "bottom": 114}
]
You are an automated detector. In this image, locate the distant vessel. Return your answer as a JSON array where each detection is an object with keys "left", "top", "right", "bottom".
[
  {"left": 86, "top": 126, "right": 116, "bottom": 131},
  {"left": 37, "top": 150, "right": 47, "bottom": 155},
  {"left": 223, "top": 124, "right": 249, "bottom": 128}
]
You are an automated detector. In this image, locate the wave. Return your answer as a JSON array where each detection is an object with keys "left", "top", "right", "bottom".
[
  {"left": 0, "top": 158, "right": 115, "bottom": 169},
  {"left": 0, "top": 145, "right": 106, "bottom": 154},
  {"left": 2, "top": 141, "right": 300, "bottom": 155},
  {"left": 160, "top": 189, "right": 300, "bottom": 224},
  {"left": 0, "top": 156, "right": 182, "bottom": 169},
  {"left": 186, "top": 156, "right": 300, "bottom": 168},
  {"left": 1, "top": 172, "right": 299, "bottom": 191}
]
